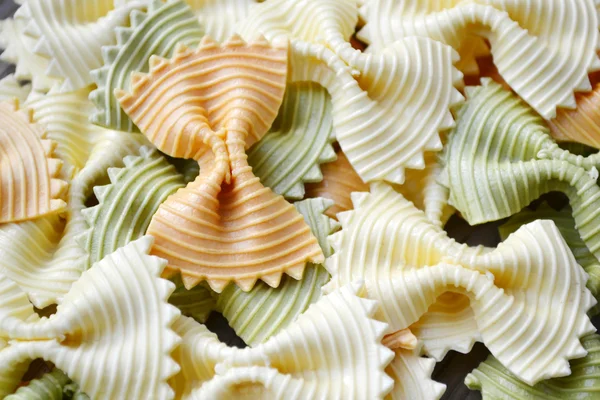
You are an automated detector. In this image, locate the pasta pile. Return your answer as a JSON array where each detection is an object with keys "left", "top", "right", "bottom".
[{"left": 0, "top": 0, "right": 599, "bottom": 399}]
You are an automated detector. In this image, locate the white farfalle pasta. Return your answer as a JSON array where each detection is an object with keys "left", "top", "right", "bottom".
[
  {"left": 358, "top": 0, "right": 600, "bottom": 119},
  {"left": 170, "top": 283, "right": 395, "bottom": 399},
  {"left": 325, "top": 183, "right": 596, "bottom": 385},
  {"left": 237, "top": 0, "right": 464, "bottom": 184},
  {"left": 0, "top": 237, "right": 181, "bottom": 400},
  {"left": 386, "top": 348, "right": 446, "bottom": 400},
  {"left": 14, "top": 0, "right": 143, "bottom": 92},
  {"left": 290, "top": 39, "right": 463, "bottom": 184}
]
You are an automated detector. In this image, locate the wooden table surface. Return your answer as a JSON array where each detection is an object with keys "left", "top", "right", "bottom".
[{"left": 1, "top": 1, "right": 598, "bottom": 398}]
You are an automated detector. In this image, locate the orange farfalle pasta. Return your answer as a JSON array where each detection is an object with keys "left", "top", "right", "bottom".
[
  {"left": 0, "top": 100, "right": 67, "bottom": 224},
  {"left": 305, "top": 148, "right": 368, "bottom": 220},
  {"left": 548, "top": 81, "right": 600, "bottom": 148},
  {"left": 116, "top": 35, "right": 324, "bottom": 293}
]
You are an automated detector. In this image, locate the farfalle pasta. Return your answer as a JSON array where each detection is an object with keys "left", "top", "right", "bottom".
[
  {"left": 0, "top": 0, "right": 598, "bottom": 397},
  {"left": 170, "top": 283, "right": 394, "bottom": 399},
  {"left": 247, "top": 82, "right": 336, "bottom": 200},
  {"left": 466, "top": 334, "right": 600, "bottom": 399},
  {"left": 326, "top": 183, "right": 596, "bottom": 384},
  {"left": 90, "top": 0, "right": 204, "bottom": 132},
  {"left": 14, "top": 0, "right": 142, "bottom": 92},
  {"left": 499, "top": 203, "right": 600, "bottom": 313},
  {"left": 116, "top": 36, "right": 324, "bottom": 292},
  {"left": 216, "top": 197, "right": 335, "bottom": 346},
  {"left": 0, "top": 237, "right": 180, "bottom": 400},
  {"left": 358, "top": 0, "right": 600, "bottom": 119},
  {"left": 441, "top": 80, "right": 600, "bottom": 265}
]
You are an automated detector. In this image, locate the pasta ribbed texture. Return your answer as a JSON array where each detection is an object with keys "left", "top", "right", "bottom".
[
  {"left": 441, "top": 80, "right": 600, "bottom": 263},
  {"left": 549, "top": 82, "right": 600, "bottom": 148},
  {"left": 385, "top": 349, "right": 446, "bottom": 400},
  {"left": 397, "top": 152, "right": 453, "bottom": 227},
  {"left": 170, "top": 283, "right": 394, "bottom": 399},
  {"left": 117, "top": 36, "right": 324, "bottom": 293},
  {"left": 79, "top": 146, "right": 186, "bottom": 269},
  {"left": 4, "top": 369, "right": 87, "bottom": 400},
  {"left": 0, "top": 237, "right": 181, "bottom": 400},
  {"left": 90, "top": 0, "right": 204, "bottom": 132},
  {"left": 14, "top": 0, "right": 141, "bottom": 92},
  {"left": 500, "top": 204, "right": 600, "bottom": 316},
  {"left": 0, "top": 74, "right": 30, "bottom": 103},
  {"left": 290, "top": 37, "right": 463, "bottom": 184},
  {"left": 326, "top": 183, "right": 596, "bottom": 385},
  {"left": 305, "top": 149, "right": 369, "bottom": 220},
  {"left": 465, "top": 334, "right": 600, "bottom": 399},
  {"left": 25, "top": 87, "right": 108, "bottom": 172},
  {"left": 247, "top": 82, "right": 336, "bottom": 200},
  {"left": 0, "top": 100, "right": 67, "bottom": 223},
  {"left": 0, "top": 18, "right": 58, "bottom": 90},
  {"left": 0, "top": 131, "right": 148, "bottom": 308},
  {"left": 216, "top": 198, "right": 336, "bottom": 346},
  {"left": 187, "top": 0, "right": 256, "bottom": 42},
  {"left": 358, "top": 0, "right": 600, "bottom": 119}
]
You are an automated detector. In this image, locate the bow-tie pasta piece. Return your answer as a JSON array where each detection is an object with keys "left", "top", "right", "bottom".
[
  {"left": 358, "top": 0, "right": 600, "bottom": 119},
  {"left": 0, "top": 237, "right": 181, "bottom": 400},
  {"left": 0, "top": 74, "right": 31, "bottom": 103},
  {"left": 90, "top": 0, "right": 204, "bottom": 132},
  {"left": 441, "top": 80, "right": 600, "bottom": 262},
  {"left": 325, "top": 183, "right": 596, "bottom": 384},
  {"left": 465, "top": 333, "right": 600, "bottom": 399},
  {"left": 216, "top": 198, "right": 336, "bottom": 346},
  {"left": 548, "top": 81, "right": 600, "bottom": 149},
  {"left": 186, "top": 0, "right": 257, "bottom": 42},
  {"left": 305, "top": 148, "right": 369, "bottom": 220},
  {"left": 0, "top": 18, "right": 59, "bottom": 91},
  {"left": 79, "top": 146, "right": 186, "bottom": 269},
  {"left": 290, "top": 37, "right": 463, "bottom": 184},
  {"left": 5, "top": 368, "right": 88, "bottom": 400},
  {"left": 14, "top": 0, "right": 144, "bottom": 92},
  {"left": 116, "top": 35, "right": 324, "bottom": 292},
  {"left": 499, "top": 203, "right": 600, "bottom": 315},
  {"left": 170, "top": 283, "right": 394, "bottom": 399},
  {"left": 0, "top": 132, "right": 149, "bottom": 307},
  {"left": 247, "top": 82, "right": 336, "bottom": 200},
  {"left": 0, "top": 100, "right": 67, "bottom": 223}
]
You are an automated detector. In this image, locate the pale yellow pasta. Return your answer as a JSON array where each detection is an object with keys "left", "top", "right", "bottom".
[
  {"left": 325, "top": 183, "right": 596, "bottom": 384},
  {"left": 0, "top": 237, "right": 181, "bottom": 400},
  {"left": 358, "top": 0, "right": 600, "bottom": 119},
  {"left": 170, "top": 283, "right": 394, "bottom": 399},
  {"left": 15, "top": 0, "right": 143, "bottom": 92}
]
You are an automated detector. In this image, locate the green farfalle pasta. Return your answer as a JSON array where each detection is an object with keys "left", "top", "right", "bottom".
[
  {"left": 247, "top": 82, "right": 336, "bottom": 200},
  {"left": 441, "top": 79, "right": 600, "bottom": 261},
  {"left": 216, "top": 197, "right": 337, "bottom": 346},
  {"left": 89, "top": 0, "right": 204, "bottom": 131},
  {"left": 79, "top": 146, "right": 186, "bottom": 269},
  {"left": 499, "top": 203, "right": 600, "bottom": 316},
  {"left": 465, "top": 333, "right": 600, "bottom": 399}
]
